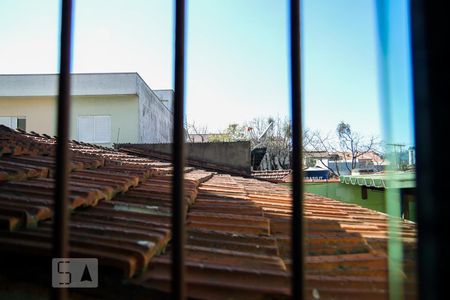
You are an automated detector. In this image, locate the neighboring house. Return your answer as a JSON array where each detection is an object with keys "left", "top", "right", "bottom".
[
  {"left": 304, "top": 151, "right": 339, "bottom": 169},
  {"left": 304, "top": 150, "right": 386, "bottom": 176},
  {"left": 0, "top": 73, "right": 173, "bottom": 147}
]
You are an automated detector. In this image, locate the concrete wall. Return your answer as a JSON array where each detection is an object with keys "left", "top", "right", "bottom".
[
  {"left": 188, "top": 142, "right": 250, "bottom": 173},
  {"left": 118, "top": 141, "right": 251, "bottom": 175},
  {"left": 153, "top": 89, "right": 174, "bottom": 113},
  {"left": 304, "top": 182, "right": 386, "bottom": 213},
  {"left": 136, "top": 77, "right": 173, "bottom": 143}
]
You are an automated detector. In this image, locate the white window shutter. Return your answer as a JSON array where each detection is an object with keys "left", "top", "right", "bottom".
[
  {"left": 78, "top": 116, "right": 94, "bottom": 142},
  {"left": 11, "top": 117, "right": 18, "bottom": 128},
  {"left": 94, "top": 116, "right": 111, "bottom": 143}
]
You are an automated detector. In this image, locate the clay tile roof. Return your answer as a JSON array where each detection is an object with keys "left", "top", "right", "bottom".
[
  {"left": 0, "top": 124, "right": 417, "bottom": 299},
  {"left": 252, "top": 169, "right": 292, "bottom": 183}
]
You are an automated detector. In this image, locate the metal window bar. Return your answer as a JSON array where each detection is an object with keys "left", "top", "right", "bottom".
[
  {"left": 410, "top": 1, "right": 450, "bottom": 299},
  {"left": 52, "top": 0, "right": 73, "bottom": 300},
  {"left": 172, "top": 0, "right": 187, "bottom": 299},
  {"left": 43, "top": 1, "right": 450, "bottom": 299},
  {"left": 290, "top": 0, "right": 304, "bottom": 299}
]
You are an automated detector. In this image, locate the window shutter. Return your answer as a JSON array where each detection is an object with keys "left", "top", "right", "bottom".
[
  {"left": 94, "top": 116, "right": 111, "bottom": 143},
  {"left": 78, "top": 116, "right": 94, "bottom": 142},
  {"left": 11, "top": 117, "right": 18, "bottom": 129},
  {"left": 17, "top": 118, "right": 26, "bottom": 131}
]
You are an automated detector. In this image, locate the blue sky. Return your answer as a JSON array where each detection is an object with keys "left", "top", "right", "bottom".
[
  {"left": 375, "top": 0, "right": 414, "bottom": 146},
  {"left": 0, "top": 0, "right": 414, "bottom": 145}
]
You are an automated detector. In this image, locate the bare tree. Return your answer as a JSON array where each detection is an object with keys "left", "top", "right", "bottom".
[
  {"left": 206, "top": 116, "right": 313, "bottom": 170},
  {"left": 246, "top": 117, "right": 312, "bottom": 170},
  {"left": 309, "top": 122, "right": 382, "bottom": 176},
  {"left": 266, "top": 118, "right": 291, "bottom": 169},
  {"left": 336, "top": 121, "right": 379, "bottom": 173},
  {"left": 308, "top": 131, "right": 341, "bottom": 176},
  {"left": 186, "top": 121, "right": 209, "bottom": 142}
]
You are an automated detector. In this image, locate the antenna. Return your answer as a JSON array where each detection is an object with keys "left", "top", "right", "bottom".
[{"left": 252, "top": 121, "right": 274, "bottom": 150}]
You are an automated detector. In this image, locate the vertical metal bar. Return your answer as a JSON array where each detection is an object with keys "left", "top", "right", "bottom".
[
  {"left": 290, "top": 0, "right": 304, "bottom": 299},
  {"left": 52, "top": 0, "right": 73, "bottom": 299},
  {"left": 410, "top": 1, "right": 450, "bottom": 299},
  {"left": 374, "top": 3, "right": 405, "bottom": 298},
  {"left": 172, "top": 0, "right": 186, "bottom": 299}
]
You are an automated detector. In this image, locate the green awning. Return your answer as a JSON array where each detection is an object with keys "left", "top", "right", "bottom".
[{"left": 340, "top": 172, "right": 415, "bottom": 189}]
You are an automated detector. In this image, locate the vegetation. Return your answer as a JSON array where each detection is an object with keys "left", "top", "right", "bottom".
[
  {"left": 187, "top": 118, "right": 384, "bottom": 173},
  {"left": 309, "top": 121, "right": 382, "bottom": 176}
]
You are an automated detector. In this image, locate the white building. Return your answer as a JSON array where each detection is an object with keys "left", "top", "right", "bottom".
[{"left": 0, "top": 73, "right": 173, "bottom": 147}]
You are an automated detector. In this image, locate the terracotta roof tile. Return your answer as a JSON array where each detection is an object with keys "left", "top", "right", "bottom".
[
  {"left": 252, "top": 169, "right": 292, "bottom": 183},
  {"left": 0, "top": 125, "right": 417, "bottom": 299},
  {"left": 0, "top": 160, "right": 49, "bottom": 181}
]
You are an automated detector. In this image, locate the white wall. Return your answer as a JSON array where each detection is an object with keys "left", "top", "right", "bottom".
[
  {"left": 136, "top": 76, "right": 173, "bottom": 143},
  {"left": 0, "top": 73, "right": 137, "bottom": 96},
  {"left": 153, "top": 89, "right": 174, "bottom": 113}
]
